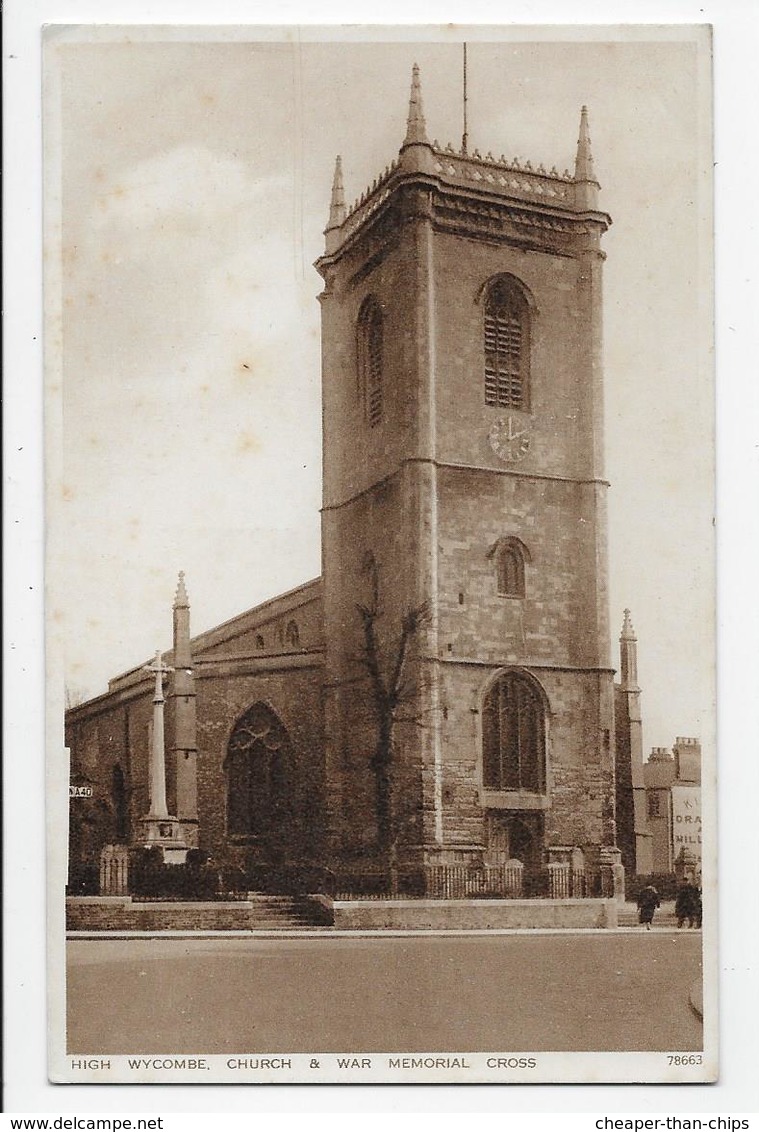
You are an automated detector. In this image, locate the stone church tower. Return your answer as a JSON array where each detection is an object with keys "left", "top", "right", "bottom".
[
  {"left": 66, "top": 64, "right": 630, "bottom": 899},
  {"left": 317, "top": 67, "right": 620, "bottom": 879}
]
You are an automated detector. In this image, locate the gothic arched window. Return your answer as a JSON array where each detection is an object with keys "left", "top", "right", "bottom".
[
  {"left": 482, "top": 672, "right": 546, "bottom": 793},
  {"left": 484, "top": 277, "right": 530, "bottom": 409},
  {"left": 225, "top": 703, "right": 290, "bottom": 842},
  {"left": 489, "top": 536, "right": 529, "bottom": 597},
  {"left": 357, "top": 297, "right": 384, "bottom": 427}
]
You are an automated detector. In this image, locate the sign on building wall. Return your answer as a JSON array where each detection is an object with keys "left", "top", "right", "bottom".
[{"left": 671, "top": 785, "right": 702, "bottom": 860}]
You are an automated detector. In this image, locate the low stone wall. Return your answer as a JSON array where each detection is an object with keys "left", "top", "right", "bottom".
[
  {"left": 66, "top": 896, "right": 318, "bottom": 932},
  {"left": 67, "top": 895, "right": 617, "bottom": 932},
  {"left": 330, "top": 898, "right": 618, "bottom": 931}
]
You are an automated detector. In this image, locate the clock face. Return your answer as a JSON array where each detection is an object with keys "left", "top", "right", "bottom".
[{"left": 488, "top": 416, "right": 532, "bottom": 462}]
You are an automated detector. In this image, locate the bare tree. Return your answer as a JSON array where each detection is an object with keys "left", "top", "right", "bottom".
[{"left": 356, "top": 557, "right": 429, "bottom": 867}]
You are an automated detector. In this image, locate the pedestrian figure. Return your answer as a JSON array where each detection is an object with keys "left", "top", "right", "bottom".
[
  {"left": 693, "top": 887, "right": 703, "bottom": 929},
  {"left": 636, "top": 884, "right": 660, "bottom": 930},
  {"left": 675, "top": 882, "right": 701, "bottom": 929}
]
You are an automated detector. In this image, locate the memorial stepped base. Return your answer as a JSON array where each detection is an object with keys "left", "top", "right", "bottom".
[{"left": 66, "top": 895, "right": 328, "bottom": 933}]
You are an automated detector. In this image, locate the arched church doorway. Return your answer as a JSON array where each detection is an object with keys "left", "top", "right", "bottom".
[
  {"left": 485, "top": 813, "right": 544, "bottom": 870},
  {"left": 224, "top": 702, "right": 294, "bottom": 864}
]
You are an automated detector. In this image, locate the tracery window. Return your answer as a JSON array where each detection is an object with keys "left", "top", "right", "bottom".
[
  {"left": 357, "top": 297, "right": 384, "bottom": 427},
  {"left": 225, "top": 703, "right": 290, "bottom": 841},
  {"left": 484, "top": 278, "right": 530, "bottom": 409},
  {"left": 482, "top": 672, "right": 546, "bottom": 793}
]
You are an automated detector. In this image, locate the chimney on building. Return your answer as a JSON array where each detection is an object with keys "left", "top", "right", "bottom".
[{"left": 673, "top": 736, "right": 701, "bottom": 784}]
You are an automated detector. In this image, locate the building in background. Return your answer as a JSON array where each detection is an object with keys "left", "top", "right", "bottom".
[{"left": 644, "top": 738, "right": 702, "bottom": 879}]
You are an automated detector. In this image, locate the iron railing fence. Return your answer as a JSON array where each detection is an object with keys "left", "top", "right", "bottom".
[
  {"left": 81, "top": 849, "right": 605, "bottom": 901},
  {"left": 333, "top": 865, "right": 600, "bottom": 901}
]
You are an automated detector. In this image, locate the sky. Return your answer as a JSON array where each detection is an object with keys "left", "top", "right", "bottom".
[{"left": 48, "top": 26, "right": 714, "bottom": 755}]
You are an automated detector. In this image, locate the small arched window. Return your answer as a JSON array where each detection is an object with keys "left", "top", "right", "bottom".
[
  {"left": 488, "top": 537, "right": 529, "bottom": 597},
  {"left": 357, "top": 297, "right": 384, "bottom": 427},
  {"left": 482, "top": 671, "right": 546, "bottom": 793},
  {"left": 285, "top": 620, "right": 300, "bottom": 648},
  {"left": 255, "top": 634, "right": 265, "bottom": 650},
  {"left": 484, "top": 277, "right": 530, "bottom": 410}
]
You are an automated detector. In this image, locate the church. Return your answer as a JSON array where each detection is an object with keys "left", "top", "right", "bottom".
[{"left": 66, "top": 65, "right": 646, "bottom": 898}]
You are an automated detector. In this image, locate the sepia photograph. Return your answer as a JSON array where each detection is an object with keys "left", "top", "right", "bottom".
[{"left": 43, "top": 24, "right": 715, "bottom": 1085}]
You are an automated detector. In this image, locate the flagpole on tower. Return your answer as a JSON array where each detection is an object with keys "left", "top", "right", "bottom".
[{"left": 462, "top": 41, "right": 469, "bottom": 156}]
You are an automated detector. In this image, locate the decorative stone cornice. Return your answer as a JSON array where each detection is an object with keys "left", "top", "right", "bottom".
[{"left": 318, "top": 138, "right": 610, "bottom": 270}]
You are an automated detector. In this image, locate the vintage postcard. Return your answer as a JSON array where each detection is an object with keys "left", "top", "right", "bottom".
[{"left": 45, "top": 24, "right": 716, "bottom": 1085}]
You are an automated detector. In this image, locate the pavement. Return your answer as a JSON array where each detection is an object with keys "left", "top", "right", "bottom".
[
  {"left": 67, "top": 930, "right": 703, "bottom": 1055},
  {"left": 68, "top": 925, "right": 700, "bottom": 939},
  {"left": 689, "top": 978, "right": 704, "bottom": 1020}
]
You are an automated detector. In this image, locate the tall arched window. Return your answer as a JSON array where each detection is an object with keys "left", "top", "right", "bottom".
[
  {"left": 357, "top": 297, "right": 384, "bottom": 427},
  {"left": 484, "top": 277, "right": 530, "bottom": 409},
  {"left": 489, "top": 536, "right": 530, "bottom": 597},
  {"left": 225, "top": 703, "right": 290, "bottom": 842},
  {"left": 482, "top": 672, "right": 546, "bottom": 793}
]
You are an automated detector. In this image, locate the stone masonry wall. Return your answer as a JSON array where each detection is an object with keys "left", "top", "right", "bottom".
[
  {"left": 66, "top": 689, "right": 154, "bottom": 876},
  {"left": 194, "top": 664, "right": 326, "bottom": 864},
  {"left": 432, "top": 220, "right": 604, "bottom": 483},
  {"left": 436, "top": 662, "right": 614, "bottom": 855},
  {"left": 436, "top": 467, "right": 607, "bottom": 670},
  {"left": 321, "top": 467, "right": 428, "bottom": 862}
]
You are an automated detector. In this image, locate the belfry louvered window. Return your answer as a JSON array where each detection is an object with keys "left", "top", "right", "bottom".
[
  {"left": 484, "top": 279, "right": 529, "bottom": 409},
  {"left": 358, "top": 297, "right": 384, "bottom": 427}
]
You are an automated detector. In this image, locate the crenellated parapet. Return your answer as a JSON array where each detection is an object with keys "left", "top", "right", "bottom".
[
  {"left": 321, "top": 65, "right": 609, "bottom": 267},
  {"left": 430, "top": 143, "right": 574, "bottom": 200},
  {"left": 339, "top": 156, "right": 401, "bottom": 242},
  {"left": 339, "top": 145, "right": 576, "bottom": 238}
]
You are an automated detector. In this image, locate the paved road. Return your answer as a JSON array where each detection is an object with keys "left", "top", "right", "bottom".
[{"left": 67, "top": 933, "right": 702, "bottom": 1054}]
